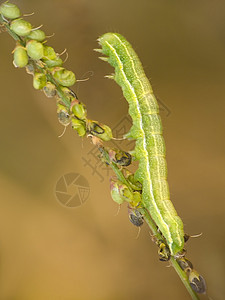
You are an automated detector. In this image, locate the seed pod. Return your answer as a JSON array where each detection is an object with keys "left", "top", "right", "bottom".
[
  {"left": 25, "top": 63, "right": 35, "bottom": 75},
  {"left": 71, "top": 102, "right": 87, "bottom": 120},
  {"left": 26, "top": 40, "right": 44, "bottom": 60},
  {"left": 0, "top": 3, "right": 21, "bottom": 19},
  {"left": 33, "top": 72, "right": 47, "bottom": 90},
  {"left": 128, "top": 207, "right": 144, "bottom": 227},
  {"left": 124, "top": 170, "right": 142, "bottom": 191},
  {"left": 108, "top": 149, "right": 132, "bottom": 167},
  {"left": 43, "top": 46, "right": 57, "bottom": 60},
  {"left": 71, "top": 118, "right": 86, "bottom": 137},
  {"left": 52, "top": 67, "right": 76, "bottom": 87},
  {"left": 187, "top": 269, "right": 206, "bottom": 294},
  {"left": 44, "top": 57, "right": 63, "bottom": 68},
  {"left": 57, "top": 86, "right": 77, "bottom": 102},
  {"left": 10, "top": 19, "right": 32, "bottom": 36},
  {"left": 88, "top": 120, "right": 112, "bottom": 141},
  {"left": 43, "top": 82, "right": 56, "bottom": 97},
  {"left": 177, "top": 257, "right": 193, "bottom": 272},
  {"left": 13, "top": 45, "right": 28, "bottom": 68},
  {"left": 27, "top": 29, "right": 46, "bottom": 42},
  {"left": 110, "top": 179, "right": 133, "bottom": 205},
  {"left": 158, "top": 241, "right": 171, "bottom": 262},
  {"left": 57, "top": 103, "right": 71, "bottom": 126}
]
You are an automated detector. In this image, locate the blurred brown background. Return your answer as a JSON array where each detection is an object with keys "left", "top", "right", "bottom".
[{"left": 0, "top": 0, "right": 225, "bottom": 299}]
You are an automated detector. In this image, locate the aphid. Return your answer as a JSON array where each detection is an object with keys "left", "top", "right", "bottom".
[
  {"left": 33, "top": 72, "right": 47, "bottom": 90},
  {"left": 98, "top": 33, "right": 184, "bottom": 256},
  {"left": 128, "top": 206, "right": 144, "bottom": 227},
  {"left": 13, "top": 45, "right": 28, "bottom": 68},
  {"left": 52, "top": 67, "right": 76, "bottom": 87},
  {"left": 57, "top": 103, "right": 71, "bottom": 126},
  {"left": 108, "top": 149, "right": 132, "bottom": 167},
  {"left": 26, "top": 40, "right": 44, "bottom": 60},
  {"left": 10, "top": 19, "right": 32, "bottom": 36}
]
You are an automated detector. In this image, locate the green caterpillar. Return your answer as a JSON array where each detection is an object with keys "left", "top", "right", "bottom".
[{"left": 98, "top": 33, "right": 184, "bottom": 255}]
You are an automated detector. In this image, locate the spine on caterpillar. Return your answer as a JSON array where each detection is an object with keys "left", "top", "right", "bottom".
[{"left": 98, "top": 33, "right": 184, "bottom": 255}]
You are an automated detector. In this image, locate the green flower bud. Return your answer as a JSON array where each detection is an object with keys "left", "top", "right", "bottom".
[
  {"left": 44, "top": 57, "right": 63, "bottom": 68},
  {"left": 13, "top": 45, "right": 28, "bottom": 68},
  {"left": 10, "top": 19, "right": 32, "bottom": 36},
  {"left": 26, "top": 40, "right": 44, "bottom": 60},
  {"left": 52, "top": 67, "right": 76, "bottom": 87},
  {"left": 27, "top": 29, "right": 46, "bottom": 42},
  {"left": 57, "top": 103, "right": 71, "bottom": 126},
  {"left": 88, "top": 120, "right": 112, "bottom": 141},
  {"left": 71, "top": 118, "right": 86, "bottom": 137},
  {"left": 110, "top": 179, "right": 133, "bottom": 204},
  {"left": 43, "top": 46, "right": 57, "bottom": 60},
  {"left": 71, "top": 102, "right": 87, "bottom": 120},
  {"left": 33, "top": 72, "right": 47, "bottom": 90},
  {"left": 43, "top": 82, "right": 56, "bottom": 97},
  {"left": 108, "top": 149, "right": 132, "bottom": 167},
  {"left": 0, "top": 3, "right": 21, "bottom": 19}
]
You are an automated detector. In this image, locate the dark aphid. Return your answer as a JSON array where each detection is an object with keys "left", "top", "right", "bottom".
[
  {"left": 109, "top": 149, "right": 132, "bottom": 167},
  {"left": 176, "top": 257, "right": 193, "bottom": 272},
  {"left": 128, "top": 207, "right": 144, "bottom": 227},
  {"left": 187, "top": 269, "right": 206, "bottom": 294},
  {"left": 157, "top": 241, "right": 171, "bottom": 261}
]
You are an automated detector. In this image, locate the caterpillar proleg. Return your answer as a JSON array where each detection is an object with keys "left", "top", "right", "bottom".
[{"left": 98, "top": 33, "right": 184, "bottom": 255}]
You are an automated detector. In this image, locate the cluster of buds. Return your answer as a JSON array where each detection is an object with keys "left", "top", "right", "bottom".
[{"left": 0, "top": 1, "right": 112, "bottom": 141}]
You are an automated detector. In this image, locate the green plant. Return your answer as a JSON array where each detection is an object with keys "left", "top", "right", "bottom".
[{"left": 0, "top": 2, "right": 206, "bottom": 299}]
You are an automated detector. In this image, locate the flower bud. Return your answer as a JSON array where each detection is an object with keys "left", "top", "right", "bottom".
[
  {"left": 10, "top": 19, "right": 32, "bottom": 36},
  {"left": 57, "top": 103, "right": 71, "bottom": 126},
  {"left": 71, "top": 118, "right": 86, "bottom": 137},
  {"left": 52, "top": 67, "right": 76, "bottom": 87},
  {"left": 27, "top": 29, "right": 46, "bottom": 42},
  {"left": 33, "top": 72, "right": 47, "bottom": 90},
  {"left": 71, "top": 102, "right": 87, "bottom": 120},
  {"left": 88, "top": 120, "right": 112, "bottom": 141},
  {"left": 13, "top": 45, "right": 28, "bottom": 68},
  {"left": 43, "top": 82, "right": 56, "bottom": 97},
  {"left": 26, "top": 40, "right": 44, "bottom": 60},
  {"left": 0, "top": 3, "right": 21, "bottom": 19}
]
